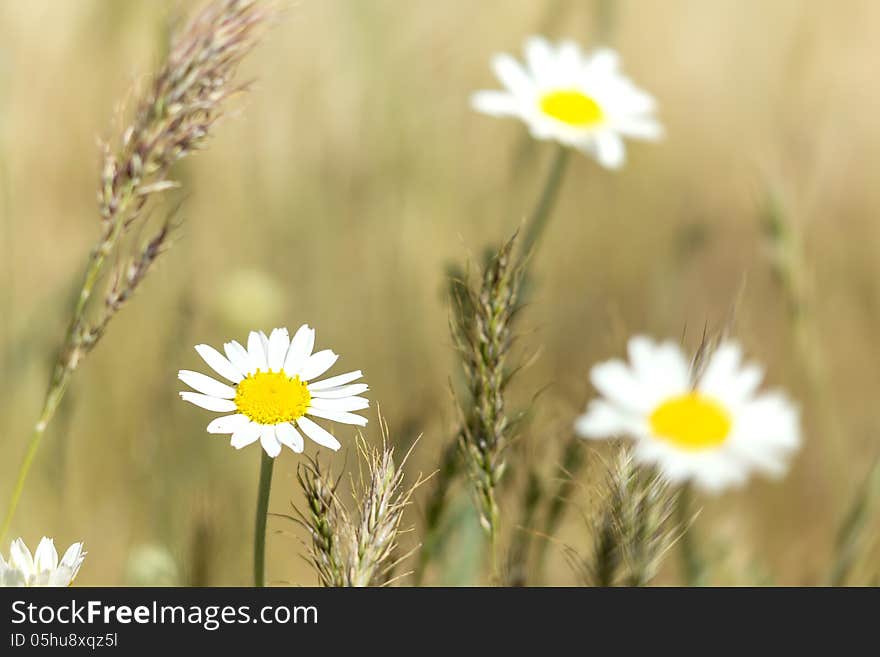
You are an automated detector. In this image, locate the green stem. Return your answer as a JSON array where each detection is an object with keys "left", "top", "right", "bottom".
[
  {"left": 519, "top": 145, "right": 571, "bottom": 260},
  {"left": 488, "top": 517, "right": 501, "bottom": 585},
  {"left": 677, "top": 483, "right": 706, "bottom": 586},
  {"left": 253, "top": 450, "right": 275, "bottom": 587}
]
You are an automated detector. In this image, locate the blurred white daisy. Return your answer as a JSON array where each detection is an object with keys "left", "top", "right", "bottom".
[
  {"left": 0, "top": 537, "right": 86, "bottom": 587},
  {"left": 471, "top": 36, "right": 662, "bottom": 169},
  {"left": 575, "top": 337, "right": 801, "bottom": 493},
  {"left": 179, "top": 325, "right": 368, "bottom": 457}
]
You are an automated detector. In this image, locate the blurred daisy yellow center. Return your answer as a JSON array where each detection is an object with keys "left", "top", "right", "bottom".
[
  {"left": 649, "top": 393, "right": 732, "bottom": 450},
  {"left": 234, "top": 371, "right": 311, "bottom": 425},
  {"left": 539, "top": 89, "right": 604, "bottom": 126}
]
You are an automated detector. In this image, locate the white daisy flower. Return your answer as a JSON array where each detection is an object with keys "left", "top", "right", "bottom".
[
  {"left": 0, "top": 537, "right": 86, "bottom": 587},
  {"left": 179, "top": 325, "right": 368, "bottom": 457},
  {"left": 575, "top": 336, "right": 801, "bottom": 493},
  {"left": 471, "top": 36, "right": 663, "bottom": 169}
]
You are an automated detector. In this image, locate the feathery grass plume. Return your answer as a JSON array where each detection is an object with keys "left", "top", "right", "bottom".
[
  {"left": 0, "top": 0, "right": 275, "bottom": 540},
  {"left": 572, "top": 448, "right": 681, "bottom": 587},
  {"left": 830, "top": 457, "right": 880, "bottom": 586},
  {"left": 451, "top": 232, "right": 525, "bottom": 565},
  {"left": 292, "top": 420, "right": 423, "bottom": 587}
]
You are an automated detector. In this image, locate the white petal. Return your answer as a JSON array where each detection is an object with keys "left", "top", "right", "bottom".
[
  {"left": 195, "top": 344, "right": 243, "bottom": 383},
  {"left": 689, "top": 456, "right": 749, "bottom": 495},
  {"left": 590, "top": 359, "right": 658, "bottom": 414},
  {"left": 586, "top": 47, "right": 620, "bottom": 75},
  {"left": 260, "top": 425, "right": 281, "bottom": 458},
  {"left": 1, "top": 568, "right": 25, "bottom": 586},
  {"left": 556, "top": 39, "right": 583, "bottom": 76},
  {"left": 178, "top": 370, "right": 236, "bottom": 399},
  {"left": 9, "top": 538, "right": 34, "bottom": 575},
  {"left": 594, "top": 131, "right": 626, "bottom": 169},
  {"left": 224, "top": 340, "right": 255, "bottom": 376},
  {"left": 735, "top": 392, "right": 802, "bottom": 454},
  {"left": 524, "top": 35, "right": 554, "bottom": 78},
  {"left": 206, "top": 414, "right": 251, "bottom": 434},
  {"left": 59, "top": 543, "right": 85, "bottom": 577},
  {"left": 626, "top": 337, "right": 691, "bottom": 403},
  {"left": 491, "top": 53, "right": 534, "bottom": 98},
  {"left": 33, "top": 538, "right": 58, "bottom": 573},
  {"left": 607, "top": 80, "right": 657, "bottom": 115},
  {"left": 308, "top": 370, "right": 363, "bottom": 391},
  {"left": 230, "top": 422, "right": 262, "bottom": 449},
  {"left": 310, "top": 383, "right": 369, "bottom": 399},
  {"left": 297, "top": 416, "right": 342, "bottom": 451},
  {"left": 306, "top": 407, "right": 369, "bottom": 427},
  {"left": 47, "top": 567, "right": 75, "bottom": 587},
  {"left": 471, "top": 90, "right": 521, "bottom": 117},
  {"left": 283, "top": 324, "right": 315, "bottom": 376},
  {"left": 299, "top": 349, "right": 339, "bottom": 381},
  {"left": 267, "top": 328, "right": 290, "bottom": 372},
  {"left": 179, "top": 392, "right": 237, "bottom": 412},
  {"left": 247, "top": 331, "right": 268, "bottom": 372},
  {"left": 574, "top": 399, "right": 636, "bottom": 439},
  {"left": 614, "top": 116, "right": 664, "bottom": 141},
  {"left": 309, "top": 396, "right": 370, "bottom": 413},
  {"left": 275, "top": 423, "right": 305, "bottom": 453}
]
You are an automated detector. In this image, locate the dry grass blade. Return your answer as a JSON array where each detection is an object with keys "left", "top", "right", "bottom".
[{"left": 830, "top": 457, "right": 880, "bottom": 586}]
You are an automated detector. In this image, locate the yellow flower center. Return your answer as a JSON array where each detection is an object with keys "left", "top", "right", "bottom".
[
  {"left": 234, "top": 370, "right": 311, "bottom": 425},
  {"left": 648, "top": 393, "right": 732, "bottom": 450},
  {"left": 539, "top": 89, "right": 604, "bottom": 127}
]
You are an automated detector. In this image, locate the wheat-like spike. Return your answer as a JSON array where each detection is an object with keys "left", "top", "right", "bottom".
[
  {"left": 292, "top": 415, "right": 423, "bottom": 587},
  {"left": 453, "top": 232, "right": 524, "bottom": 551},
  {"left": 344, "top": 427, "right": 423, "bottom": 586},
  {"left": 585, "top": 447, "right": 682, "bottom": 587},
  {"left": 293, "top": 456, "right": 347, "bottom": 587}
]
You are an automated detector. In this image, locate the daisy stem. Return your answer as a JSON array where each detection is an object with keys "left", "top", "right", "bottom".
[
  {"left": 519, "top": 145, "right": 571, "bottom": 260},
  {"left": 253, "top": 450, "right": 275, "bottom": 587},
  {"left": 677, "top": 483, "right": 707, "bottom": 586}
]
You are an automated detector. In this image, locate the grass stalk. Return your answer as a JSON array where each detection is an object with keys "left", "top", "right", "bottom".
[
  {"left": 830, "top": 458, "right": 880, "bottom": 586},
  {"left": 0, "top": 0, "right": 273, "bottom": 541}
]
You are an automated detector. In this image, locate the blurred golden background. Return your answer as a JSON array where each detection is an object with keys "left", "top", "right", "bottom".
[{"left": 1, "top": 0, "right": 879, "bottom": 585}]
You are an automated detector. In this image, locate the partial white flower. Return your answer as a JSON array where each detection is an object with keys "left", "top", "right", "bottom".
[
  {"left": 575, "top": 336, "right": 801, "bottom": 493},
  {"left": 471, "top": 36, "right": 662, "bottom": 169},
  {"left": 179, "top": 325, "right": 369, "bottom": 457},
  {"left": 0, "top": 537, "right": 86, "bottom": 587}
]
